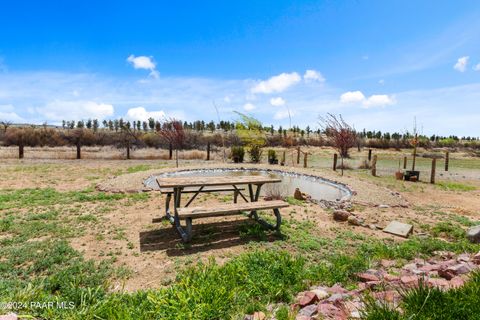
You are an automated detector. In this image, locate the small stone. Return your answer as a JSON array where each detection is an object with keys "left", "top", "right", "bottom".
[
  {"left": 449, "top": 276, "right": 465, "bottom": 289},
  {"left": 317, "top": 303, "right": 346, "bottom": 319},
  {"left": 383, "top": 221, "right": 413, "bottom": 238},
  {"left": 327, "top": 293, "right": 350, "bottom": 303},
  {"left": 467, "top": 226, "right": 480, "bottom": 243},
  {"left": 428, "top": 278, "right": 449, "bottom": 289},
  {"left": 434, "top": 251, "right": 455, "bottom": 259},
  {"left": 368, "top": 224, "right": 378, "bottom": 230},
  {"left": 333, "top": 210, "right": 350, "bottom": 222},
  {"left": 378, "top": 204, "right": 390, "bottom": 208},
  {"left": 298, "top": 304, "right": 317, "bottom": 317},
  {"left": 348, "top": 215, "right": 364, "bottom": 226},
  {"left": 252, "top": 311, "right": 265, "bottom": 320},
  {"left": 295, "top": 315, "right": 311, "bottom": 320},
  {"left": 356, "top": 272, "right": 380, "bottom": 282},
  {"left": 457, "top": 253, "right": 471, "bottom": 262},
  {"left": 438, "top": 268, "right": 455, "bottom": 280},
  {"left": 294, "top": 188, "right": 306, "bottom": 201},
  {"left": 373, "top": 290, "right": 397, "bottom": 302},
  {"left": 311, "top": 288, "right": 330, "bottom": 300},
  {"left": 400, "top": 275, "right": 419, "bottom": 287},
  {"left": 327, "top": 284, "right": 349, "bottom": 294},
  {"left": 298, "top": 291, "right": 319, "bottom": 307},
  {"left": 419, "top": 264, "right": 441, "bottom": 272},
  {"left": 384, "top": 274, "right": 400, "bottom": 282},
  {"left": 447, "top": 263, "right": 471, "bottom": 276},
  {"left": 473, "top": 252, "right": 480, "bottom": 264},
  {"left": 350, "top": 311, "right": 361, "bottom": 318},
  {"left": 380, "top": 259, "right": 396, "bottom": 268}
]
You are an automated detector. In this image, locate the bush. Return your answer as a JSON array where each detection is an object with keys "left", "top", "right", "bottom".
[
  {"left": 248, "top": 145, "right": 263, "bottom": 163},
  {"left": 231, "top": 146, "right": 245, "bottom": 163},
  {"left": 268, "top": 149, "right": 278, "bottom": 164}
]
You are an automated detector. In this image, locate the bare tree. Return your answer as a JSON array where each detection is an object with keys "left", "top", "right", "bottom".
[
  {"left": 319, "top": 113, "right": 356, "bottom": 176},
  {"left": 0, "top": 120, "right": 12, "bottom": 133},
  {"left": 156, "top": 118, "right": 185, "bottom": 167}
]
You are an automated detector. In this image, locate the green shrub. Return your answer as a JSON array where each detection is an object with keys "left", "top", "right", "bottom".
[
  {"left": 249, "top": 144, "right": 263, "bottom": 163},
  {"left": 231, "top": 146, "right": 245, "bottom": 163},
  {"left": 268, "top": 149, "right": 278, "bottom": 164}
]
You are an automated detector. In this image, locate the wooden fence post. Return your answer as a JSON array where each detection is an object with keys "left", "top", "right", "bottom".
[
  {"left": 169, "top": 143, "right": 173, "bottom": 160},
  {"left": 430, "top": 158, "right": 436, "bottom": 184},
  {"left": 19, "top": 144, "right": 24, "bottom": 159},
  {"left": 371, "top": 155, "right": 378, "bottom": 176},
  {"left": 76, "top": 141, "right": 81, "bottom": 159},
  {"left": 126, "top": 140, "right": 130, "bottom": 160},
  {"left": 281, "top": 151, "right": 286, "bottom": 166},
  {"left": 333, "top": 153, "right": 338, "bottom": 171},
  {"left": 368, "top": 149, "right": 372, "bottom": 161},
  {"left": 206, "top": 142, "right": 210, "bottom": 161},
  {"left": 445, "top": 151, "right": 449, "bottom": 171},
  {"left": 303, "top": 153, "right": 308, "bottom": 168},
  {"left": 403, "top": 156, "right": 407, "bottom": 169},
  {"left": 297, "top": 147, "right": 300, "bottom": 164}
]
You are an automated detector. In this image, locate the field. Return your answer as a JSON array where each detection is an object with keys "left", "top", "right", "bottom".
[{"left": 1, "top": 146, "right": 479, "bottom": 319}]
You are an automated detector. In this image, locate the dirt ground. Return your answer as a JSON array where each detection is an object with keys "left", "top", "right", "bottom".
[{"left": 1, "top": 146, "right": 479, "bottom": 292}]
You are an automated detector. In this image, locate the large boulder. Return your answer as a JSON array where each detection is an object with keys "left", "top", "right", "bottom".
[
  {"left": 467, "top": 226, "right": 480, "bottom": 243},
  {"left": 333, "top": 210, "right": 350, "bottom": 222}
]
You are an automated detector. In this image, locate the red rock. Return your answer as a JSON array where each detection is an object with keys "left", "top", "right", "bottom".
[
  {"left": 457, "top": 253, "right": 471, "bottom": 262},
  {"left": 449, "top": 276, "right": 465, "bottom": 289},
  {"left": 317, "top": 303, "right": 347, "bottom": 320},
  {"left": 298, "top": 291, "right": 319, "bottom": 307},
  {"left": 473, "top": 252, "right": 480, "bottom": 264},
  {"left": 373, "top": 290, "right": 397, "bottom": 302},
  {"left": 252, "top": 311, "right": 265, "bottom": 320},
  {"left": 356, "top": 273, "right": 380, "bottom": 282},
  {"left": 419, "top": 264, "right": 441, "bottom": 272},
  {"left": 298, "top": 304, "right": 317, "bottom": 317},
  {"left": 427, "top": 278, "right": 449, "bottom": 289},
  {"left": 365, "top": 281, "right": 381, "bottom": 289},
  {"left": 333, "top": 210, "right": 350, "bottom": 221},
  {"left": 383, "top": 274, "right": 400, "bottom": 282},
  {"left": 295, "top": 316, "right": 311, "bottom": 320},
  {"left": 448, "top": 263, "right": 471, "bottom": 276},
  {"left": 380, "top": 259, "right": 396, "bottom": 268},
  {"left": 327, "top": 284, "right": 348, "bottom": 294},
  {"left": 438, "top": 268, "right": 455, "bottom": 280},
  {"left": 401, "top": 275, "right": 419, "bottom": 287}
]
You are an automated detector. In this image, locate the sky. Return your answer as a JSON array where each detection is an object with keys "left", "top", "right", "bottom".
[{"left": 0, "top": 0, "right": 480, "bottom": 136}]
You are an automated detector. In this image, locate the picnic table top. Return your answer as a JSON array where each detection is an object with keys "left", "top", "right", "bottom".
[{"left": 156, "top": 175, "right": 281, "bottom": 188}]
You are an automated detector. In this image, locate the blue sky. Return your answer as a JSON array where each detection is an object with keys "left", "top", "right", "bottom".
[{"left": 1, "top": 0, "right": 480, "bottom": 135}]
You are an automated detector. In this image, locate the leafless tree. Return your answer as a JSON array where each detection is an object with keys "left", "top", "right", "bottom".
[
  {"left": 319, "top": 113, "right": 356, "bottom": 176},
  {"left": 156, "top": 118, "right": 185, "bottom": 167},
  {"left": 0, "top": 120, "right": 12, "bottom": 133}
]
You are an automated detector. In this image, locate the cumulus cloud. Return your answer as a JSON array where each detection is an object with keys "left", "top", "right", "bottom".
[
  {"left": 303, "top": 69, "right": 325, "bottom": 83},
  {"left": 340, "top": 91, "right": 395, "bottom": 108},
  {"left": 243, "top": 103, "right": 256, "bottom": 111},
  {"left": 454, "top": 56, "right": 469, "bottom": 72},
  {"left": 474, "top": 63, "right": 480, "bottom": 71},
  {"left": 273, "top": 109, "right": 294, "bottom": 120},
  {"left": 340, "top": 91, "right": 366, "bottom": 104},
  {"left": 0, "top": 105, "right": 24, "bottom": 122},
  {"left": 125, "top": 107, "right": 166, "bottom": 121},
  {"left": 36, "top": 100, "right": 114, "bottom": 121},
  {"left": 251, "top": 72, "right": 301, "bottom": 94},
  {"left": 127, "top": 55, "right": 159, "bottom": 78},
  {"left": 270, "top": 97, "right": 286, "bottom": 106}
]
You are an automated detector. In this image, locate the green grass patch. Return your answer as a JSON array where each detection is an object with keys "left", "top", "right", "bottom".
[
  {"left": 436, "top": 181, "right": 476, "bottom": 191},
  {"left": 126, "top": 164, "right": 152, "bottom": 174}
]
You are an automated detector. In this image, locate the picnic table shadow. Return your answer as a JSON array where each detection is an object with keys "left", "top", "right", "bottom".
[{"left": 139, "top": 218, "right": 282, "bottom": 256}]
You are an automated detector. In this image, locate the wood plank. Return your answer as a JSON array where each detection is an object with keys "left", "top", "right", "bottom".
[
  {"left": 176, "top": 200, "right": 289, "bottom": 219},
  {"left": 160, "top": 186, "right": 244, "bottom": 194},
  {"left": 157, "top": 175, "right": 281, "bottom": 188}
]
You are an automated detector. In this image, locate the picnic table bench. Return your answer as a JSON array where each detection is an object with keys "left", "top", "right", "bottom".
[{"left": 156, "top": 175, "right": 289, "bottom": 242}]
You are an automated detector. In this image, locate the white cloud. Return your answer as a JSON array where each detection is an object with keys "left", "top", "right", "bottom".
[
  {"left": 303, "top": 69, "right": 325, "bottom": 83},
  {"left": 270, "top": 97, "right": 286, "bottom": 106},
  {"left": 474, "top": 63, "right": 480, "bottom": 71},
  {"left": 378, "top": 79, "right": 385, "bottom": 85},
  {"left": 340, "top": 91, "right": 395, "bottom": 108},
  {"left": 251, "top": 72, "right": 301, "bottom": 94},
  {"left": 0, "top": 104, "right": 24, "bottom": 122},
  {"left": 127, "top": 55, "right": 159, "bottom": 78},
  {"left": 243, "top": 103, "right": 256, "bottom": 111},
  {"left": 340, "top": 91, "right": 366, "bottom": 104},
  {"left": 454, "top": 56, "right": 469, "bottom": 72},
  {"left": 273, "top": 109, "right": 294, "bottom": 120},
  {"left": 362, "top": 55, "right": 369, "bottom": 60},
  {"left": 36, "top": 100, "right": 114, "bottom": 121},
  {"left": 125, "top": 107, "right": 166, "bottom": 121},
  {"left": 363, "top": 94, "right": 396, "bottom": 108}
]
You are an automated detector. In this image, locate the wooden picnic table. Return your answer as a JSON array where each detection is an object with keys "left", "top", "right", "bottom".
[{"left": 156, "top": 175, "right": 286, "bottom": 242}]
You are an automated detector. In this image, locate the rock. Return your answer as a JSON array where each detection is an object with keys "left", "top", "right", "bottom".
[
  {"left": 356, "top": 272, "right": 380, "bottom": 282},
  {"left": 433, "top": 251, "right": 455, "bottom": 259},
  {"left": 457, "top": 253, "right": 471, "bottom": 262},
  {"left": 473, "top": 252, "right": 480, "bottom": 264},
  {"left": 252, "top": 311, "right": 265, "bottom": 320},
  {"left": 311, "top": 288, "right": 330, "bottom": 300},
  {"left": 380, "top": 259, "right": 396, "bottom": 268},
  {"left": 327, "top": 284, "right": 348, "bottom": 294},
  {"left": 295, "top": 315, "right": 311, "bottom": 320},
  {"left": 333, "top": 210, "right": 350, "bottom": 222},
  {"left": 427, "top": 278, "right": 449, "bottom": 289},
  {"left": 449, "top": 276, "right": 465, "bottom": 289},
  {"left": 419, "top": 264, "right": 441, "bottom": 272},
  {"left": 293, "top": 188, "right": 307, "bottom": 201},
  {"left": 373, "top": 290, "right": 398, "bottom": 302},
  {"left": 383, "top": 221, "right": 414, "bottom": 238},
  {"left": 368, "top": 224, "right": 378, "bottom": 230},
  {"left": 0, "top": 314, "right": 17, "bottom": 320},
  {"left": 448, "top": 263, "right": 471, "bottom": 276},
  {"left": 348, "top": 215, "right": 364, "bottom": 226},
  {"left": 467, "top": 226, "right": 480, "bottom": 243},
  {"left": 383, "top": 274, "right": 400, "bottom": 282},
  {"left": 317, "top": 303, "right": 346, "bottom": 319},
  {"left": 298, "top": 304, "right": 317, "bottom": 317},
  {"left": 327, "top": 293, "right": 350, "bottom": 303},
  {"left": 378, "top": 204, "right": 390, "bottom": 208},
  {"left": 438, "top": 268, "right": 455, "bottom": 280},
  {"left": 298, "top": 291, "right": 319, "bottom": 307},
  {"left": 400, "top": 275, "right": 419, "bottom": 287}
]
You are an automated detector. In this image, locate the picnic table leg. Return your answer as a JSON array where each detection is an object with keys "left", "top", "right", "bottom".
[
  {"left": 247, "top": 183, "right": 263, "bottom": 218},
  {"left": 253, "top": 208, "right": 282, "bottom": 231},
  {"left": 165, "top": 192, "right": 174, "bottom": 223},
  {"left": 172, "top": 187, "right": 191, "bottom": 242}
]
